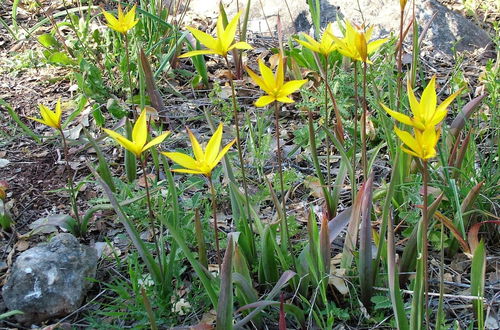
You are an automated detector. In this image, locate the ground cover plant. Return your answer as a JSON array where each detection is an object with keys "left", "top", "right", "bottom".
[{"left": 0, "top": 0, "right": 499, "bottom": 329}]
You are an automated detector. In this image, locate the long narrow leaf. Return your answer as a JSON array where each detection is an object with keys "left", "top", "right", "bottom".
[
  {"left": 359, "top": 173, "right": 374, "bottom": 307},
  {"left": 217, "top": 235, "right": 234, "bottom": 330}
]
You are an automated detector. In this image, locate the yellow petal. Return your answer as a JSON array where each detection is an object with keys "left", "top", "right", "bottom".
[
  {"left": 246, "top": 66, "right": 272, "bottom": 94},
  {"left": 367, "top": 38, "right": 388, "bottom": 55},
  {"left": 132, "top": 109, "right": 148, "bottom": 148},
  {"left": 258, "top": 60, "right": 276, "bottom": 90},
  {"left": 212, "top": 138, "right": 236, "bottom": 167},
  {"left": 187, "top": 127, "right": 204, "bottom": 162},
  {"left": 436, "top": 87, "right": 463, "bottom": 114},
  {"left": 104, "top": 128, "right": 141, "bottom": 156},
  {"left": 143, "top": 131, "right": 170, "bottom": 152},
  {"left": 162, "top": 152, "right": 199, "bottom": 170},
  {"left": 222, "top": 11, "right": 241, "bottom": 51},
  {"left": 54, "top": 98, "right": 62, "bottom": 124},
  {"left": 407, "top": 80, "right": 423, "bottom": 121},
  {"left": 279, "top": 79, "right": 307, "bottom": 97},
  {"left": 179, "top": 50, "right": 218, "bottom": 58},
  {"left": 276, "top": 96, "right": 294, "bottom": 103},
  {"left": 102, "top": 10, "right": 119, "bottom": 28},
  {"left": 394, "top": 127, "right": 421, "bottom": 156},
  {"left": 28, "top": 116, "right": 51, "bottom": 127},
  {"left": 400, "top": 146, "right": 420, "bottom": 158},
  {"left": 255, "top": 95, "right": 276, "bottom": 107},
  {"left": 171, "top": 168, "right": 205, "bottom": 175},
  {"left": 228, "top": 41, "right": 253, "bottom": 51},
  {"left": 420, "top": 76, "right": 437, "bottom": 123},
  {"left": 205, "top": 123, "right": 223, "bottom": 164},
  {"left": 186, "top": 26, "right": 218, "bottom": 51},
  {"left": 380, "top": 103, "right": 414, "bottom": 127},
  {"left": 275, "top": 56, "right": 285, "bottom": 88}
]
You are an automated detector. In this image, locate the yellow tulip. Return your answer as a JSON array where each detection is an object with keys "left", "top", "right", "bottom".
[
  {"left": 102, "top": 4, "right": 139, "bottom": 34},
  {"left": 179, "top": 11, "right": 252, "bottom": 58},
  {"left": 328, "top": 20, "right": 387, "bottom": 63},
  {"left": 29, "top": 98, "right": 63, "bottom": 129},
  {"left": 103, "top": 108, "right": 170, "bottom": 157},
  {"left": 394, "top": 126, "right": 440, "bottom": 160},
  {"left": 380, "top": 76, "right": 462, "bottom": 131},
  {"left": 296, "top": 23, "right": 338, "bottom": 57},
  {"left": 245, "top": 56, "right": 307, "bottom": 107},
  {"left": 162, "top": 123, "right": 236, "bottom": 177}
]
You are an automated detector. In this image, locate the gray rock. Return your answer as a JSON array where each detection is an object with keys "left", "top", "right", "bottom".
[
  {"left": 186, "top": 0, "right": 492, "bottom": 56},
  {"left": 2, "top": 234, "right": 97, "bottom": 324}
]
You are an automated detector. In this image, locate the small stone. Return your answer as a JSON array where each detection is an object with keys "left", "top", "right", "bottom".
[{"left": 2, "top": 233, "right": 97, "bottom": 324}]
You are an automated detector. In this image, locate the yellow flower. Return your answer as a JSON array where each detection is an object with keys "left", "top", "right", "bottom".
[
  {"left": 179, "top": 11, "right": 252, "bottom": 58},
  {"left": 296, "top": 23, "right": 338, "bottom": 57},
  {"left": 328, "top": 20, "right": 387, "bottom": 63},
  {"left": 102, "top": 4, "right": 139, "bottom": 34},
  {"left": 380, "top": 76, "right": 462, "bottom": 131},
  {"left": 29, "top": 98, "right": 63, "bottom": 129},
  {"left": 245, "top": 56, "right": 307, "bottom": 107},
  {"left": 162, "top": 123, "right": 235, "bottom": 177},
  {"left": 394, "top": 126, "right": 440, "bottom": 160},
  {"left": 103, "top": 108, "right": 170, "bottom": 157},
  {"left": 400, "top": 0, "right": 408, "bottom": 10}
]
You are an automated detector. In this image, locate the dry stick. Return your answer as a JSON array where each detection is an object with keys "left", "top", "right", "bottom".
[
  {"left": 223, "top": 56, "right": 256, "bottom": 255},
  {"left": 361, "top": 61, "right": 368, "bottom": 179},
  {"left": 208, "top": 176, "right": 222, "bottom": 273},
  {"left": 422, "top": 160, "right": 430, "bottom": 328},
  {"left": 59, "top": 128, "right": 82, "bottom": 234}
]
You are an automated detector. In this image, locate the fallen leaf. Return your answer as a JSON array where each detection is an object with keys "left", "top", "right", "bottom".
[{"left": 15, "top": 240, "right": 30, "bottom": 252}]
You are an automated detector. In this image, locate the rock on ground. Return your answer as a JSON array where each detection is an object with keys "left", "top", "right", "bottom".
[
  {"left": 185, "top": 0, "right": 492, "bottom": 56},
  {"left": 2, "top": 233, "right": 97, "bottom": 324}
]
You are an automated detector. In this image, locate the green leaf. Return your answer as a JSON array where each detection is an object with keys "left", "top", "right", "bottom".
[
  {"left": 37, "top": 33, "right": 61, "bottom": 49},
  {"left": 48, "top": 52, "right": 75, "bottom": 65}
]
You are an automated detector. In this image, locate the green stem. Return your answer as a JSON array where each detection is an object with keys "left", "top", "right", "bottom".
[
  {"left": 140, "top": 155, "right": 163, "bottom": 278},
  {"left": 352, "top": 61, "right": 359, "bottom": 200},
  {"left": 422, "top": 160, "right": 430, "bottom": 328},
  {"left": 324, "top": 57, "right": 332, "bottom": 201},
  {"left": 396, "top": 8, "right": 404, "bottom": 112},
  {"left": 59, "top": 128, "right": 82, "bottom": 235},
  {"left": 224, "top": 55, "right": 256, "bottom": 255},
  {"left": 124, "top": 33, "right": 136, "bottom": 119},
  {"left": 361, "top": 61, "right": 368, "bottom": 178},
  {"left": 208, "top": 175, "right": 222, "bottom": 273},
  {"left": 274, "top": 101, "right": 290, "bottom": 249}
]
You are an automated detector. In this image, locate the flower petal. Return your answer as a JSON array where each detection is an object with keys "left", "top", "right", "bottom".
[
  {"left": 367, "top": 38, "right": 387, "bottom": 55},
  {"left": 255, "top": 95, "right": 275, "bottom": 107},
  {"left": 212, "top": 138, "right": 236, "bottom": 168},
  {"left": 246, "top": 66, "right": 272, "bottom": 94},
  {"left": 258, "top": 59, "right": 276, "bottom": 90},
  {"left": 279, "top": 79, "right": 307, "bottom": 96},
  {"left": 222, "top": 11, "right": 241, "bottom": 50},
  {"left": 407, "top": 79, "right": 422, "bottom": 121},
  {"left": 276, "top": 96, "right": 294, "bottom": 103},
  {"left": 179, "top": 50, "right": 218, "bottom": 58},
  {"left": 420, "top": 76, "right": 437, "bottom": 123},
  {"left": 394, "top": 127, "right": 421, "bottom": 157},
  {"left": 380, "top": 103, "right": 415, "bottom": 127},
  {"left": 436, "top": 87, "right": 463, "bottom": 114},
  {"left": 162, "top": 152, "right": 198, "bottom": 170},
  {"left": 171, "top": 168, "right": 205, "bottom": 175},
  {"left": 205, "top": 123, "right": 223, "bottom": 165},
  {"left": 186, "top": 26, "right": 218, "bottom": 51},
  {"left": 104, "top": 128, "right": 141, "bottom": 156},
  {"left": 187, "top": 127, "right": 204, "bottom": 162},
  {"left": 132, "top": 109, "right": 148, "bottom": 149},
  {"left": 143, "top": 131, "right": 170, "bottom": 152},
  {"left": 228, "top": 41, "right": 253, "bottom": 51}
]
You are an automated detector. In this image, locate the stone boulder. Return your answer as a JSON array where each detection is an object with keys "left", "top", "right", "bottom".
[
  {"left": 185, "top": 0, "right": 492, "bottom": 56},
  {"left": 2, "top": 233, "right": 97, "bottom": 324}
]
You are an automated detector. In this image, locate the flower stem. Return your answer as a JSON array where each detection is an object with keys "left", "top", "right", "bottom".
[
  {"left": 352, "top": 61, "right": 359, "bottom": 200},
  {"left": 422, "top": 160, "right": 430, "bottom": 328},
  {"left": 124, "top": 33, "right": 136, "bottom": 120},
  {"left": 361, "top": 61, "right": 368, "bottom": 179},
  {"left": 59, "top": 128, "right": 82, "bottom": 235},
  {"left": 208, "top": 176, "right": 222, "bottom": 273},
  {"left": 141, "top": 155, "right": 164, "bottom": 276},
  {"left": 224, "top": 56, "right": 256, "bottom": 254},
  {"left": 396, "top": 7, "right": 405, "bottom": 112},
  {"left": 324, "top": 57, "right": 332, "bottom": 201},
  {"left": 274, "top": 101, "right": 289, "bottom": 245}
]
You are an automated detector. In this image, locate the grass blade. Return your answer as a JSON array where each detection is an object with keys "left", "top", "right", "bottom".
[
  {"left": 470, "top": 240, "right": 486, "bottom": 330},
  {"left": 359, "top": 173, "right": 374, "bottom": 307}
]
